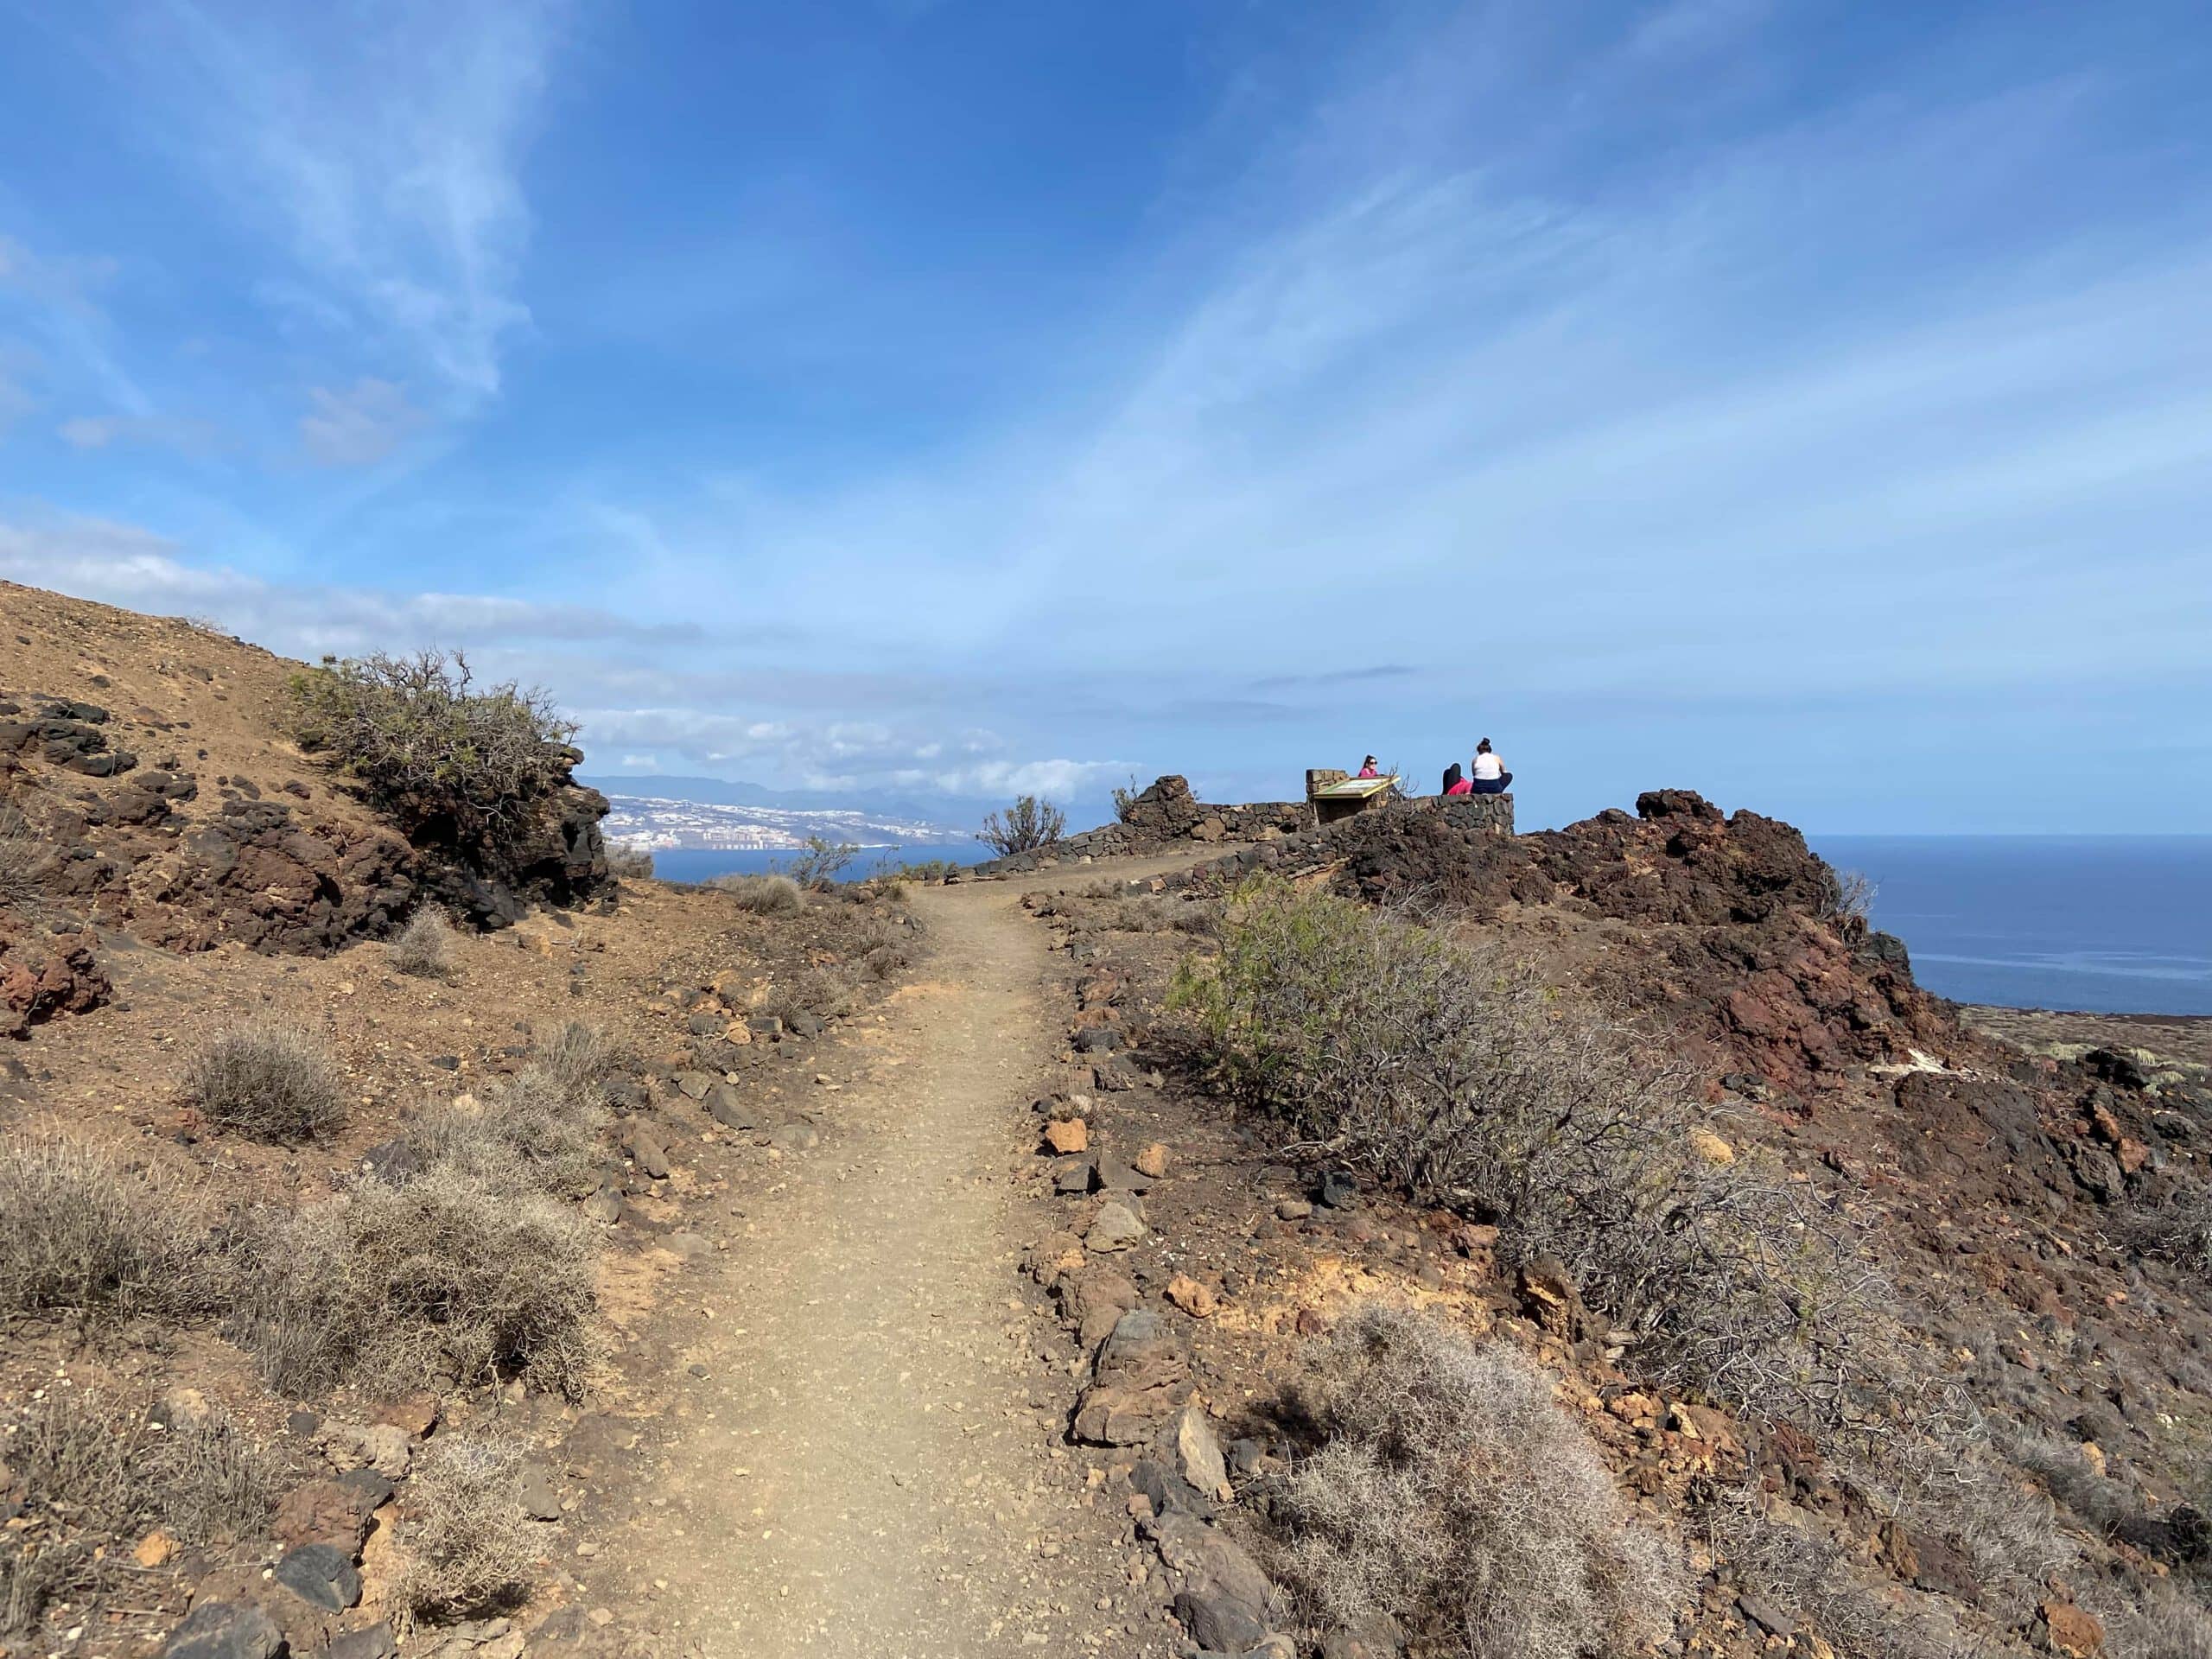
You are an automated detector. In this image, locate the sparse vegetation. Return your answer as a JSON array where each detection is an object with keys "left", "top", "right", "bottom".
[
  {"left": 2126, "top": 1179, "right": 2212, "bottom": 1279},
  {"left": 181, "top": 1024, "right": 346, "bottom": 1142},
  {"left": 712, "top": 870, "right": 805, "bottom": 913},
  {"left": 283, "top": 649, "right": 578, "bottom": 861},
  {"left": 0, "top": 805, "right": 51, "bottom": 911},
  {"left": 606, "top": 842, "right": 655, "bottom": 880},
  {"left": 397, "top": 1436, "right": 537, "bottom": 1620},
  {"left": 391, "top": 906, "right": 459, "bottom": 979},
  {"left": 1, "top": 1393, "right": 277, "bottom": 1638},
  {"left": 403, "top": 1039, "right": 613, "bottom": 1202},
  {"left": 1270, "top": 1303, "right": 1684, "bottom": 1659},
  {"left": 775, "top": 836, "right": 860, "bottom": 887},
  {"left": 231, "top": 1164, "right": 596, "bottom": 1400},
  {"left": 977, "top": 794, "right": 1066, "bottom": 855},
  {"left": 1828, "top": 867, "right": 1878, "bottom": 931},
  {"left": 0, "top": 1130, "right": 209, "bottom": 1321},
  {"left": 1111, "top": 774, "right": 1143, "bottom": 823},
  {"left": 1171, "top": 877, "right": 1883, "bottom": 1422}
]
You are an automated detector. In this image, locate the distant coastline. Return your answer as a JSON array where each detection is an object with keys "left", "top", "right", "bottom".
[{"left": 1813, "top": 833, "right": 2212, "bottom": 1018}]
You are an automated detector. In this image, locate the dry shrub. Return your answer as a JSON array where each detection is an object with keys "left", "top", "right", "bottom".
[
  {"left": 0, "top": 1130, "right": 209, "bottom": 1321},
  {"left": 711, "top": 871, "right": 804, "bottom": 914},
  {"left": 605, "top": 842, "right": 654, "bottom": 880},
  {"left": 398, "top": 1438, "right": 537, "bottom": 1620},
  {"left": 530, "top": 1019, "right": 619, "bottom": 1103},
  {"left": 1700, "top": 1491, "right": 1961, "bottom": 1659},
  {"left": 2126, "top": 1180, "right": 2212, "bottom": 1279},
  {"left": 283, "top": 650, "right": 577, "bottom": 863},
  {"left": 1270, "top": 1304, "right": 1683, "bottom": 1659},
  {"left": 1173, "top": 879, "right": 1885, "bottom": 1422},
  {"left": 181, "top": 1025, "right": 346, "bottom": 1143},
  {"left": 0, "top": 806, "right": 51, "bottom": 911},
  {"left": 232, "top": 1165, "right": 594, "bottom": 1401},
  {"left": 2121, "top": 1590, "right": 2212, "bottom": 1659},
  {"left": 391, "top": 908, "right": 459, "bottom": 979},
  {"left": 404, "top": 1069, "right": 608, "bottom": 1200},
  {"left": 977, "top": 794, "right": 1066, "bottom": 855},
  {"left": 0, "top": 1392, "right": 276, "bottom": 1637}
]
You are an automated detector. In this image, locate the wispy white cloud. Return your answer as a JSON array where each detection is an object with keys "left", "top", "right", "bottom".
[
  {"left": 299, "top": 378, "right": 423, "bottom": 466},
  {"left": 56, "top": 411, "right": 224, "bottom": 455},
  {"left": 123, "top": 0, "right": 568, "bottom": 404}
]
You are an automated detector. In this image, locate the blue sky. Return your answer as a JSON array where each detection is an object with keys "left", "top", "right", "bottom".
[{"left": 2, "top": 0, "right": 2208, "bottom": 834}]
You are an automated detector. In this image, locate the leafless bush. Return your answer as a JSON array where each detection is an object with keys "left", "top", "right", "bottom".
[
  {"left": 1269, "top": 1304, "right": 1683, "bottom": 1659},
  {"left": 231, "top": 1165, "right": 595, "bottom": 1400},
  {"left": 604, "top": 842, "right": 655, "bottom": 880},
  {"left": 283, "top": 650, "right": 578, "bottom": 862},
  {"left": 978, "top": 794, "right": 1066, "bottom": 855},
  {"left": 404, "top": 1067, "right": 608, "bottom": 1201},
  {"left": 1698, "top": 1487, "right": 1960, "bottom": 1659},
  {"left": 528, "top": 1020, "right": 619, "bottom": 1109},
  {"left": 397, "top": 1436, "right": 537, "bottom": 1620},
  {"left": 0, "top": 1130, "right": 210, "bottom": 1321},
  {"left": 779, "top": 836, "right": 860, "bottom": 887},
  {"left": 2120, "top": 1590, "right": 2212, "bottom": 1658},
  {"left": 181, "top": 1025, "right": 346, "bottom": 1142},
  {"left": 1828, "top": 868, "right": 1878, "bottom": 930},
  {"left": 0, "top": 806, "right": 51, "bottom": 911},
  {"left": 391, "top": 908, "right": 458, "bottom": 980},
  {"left": 0, "top": 1391, "right": 277, "bottom": 1637},
  {"left": 2126, "top": 1180, "right": 2212, "bottom": 1279},
  {"left": 1172, "top": 879, "right": 1885, "bottom": 1422},
  {"left": 711, "top": 871, "right": 804, "bottom": 913}
]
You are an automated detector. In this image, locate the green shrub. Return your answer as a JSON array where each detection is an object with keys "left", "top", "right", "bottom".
[
  {"left": 1270, "top": 1304, "right": 1683, "bottom": 1659},
  {"left": 181, "top": 1025, "right": 346, "bottom": 1143},
  {"left": 397, "top": 1437, "right": 537, "bottom": 1620},
  {"left": 977, "top": 794, "right": 1066, "bottom": 855},
  {"left": 773, "top": 836, "right": 859, "bottom": 888},
  {"left": 283, "top": 650, "right": 577, "bottom": 860},
  {"left": 231, "top": 1164, "right": 595, "bottom": 1401},
  {"left": 1172, "top": 878, "right": 1884, "bottom": 1424},
  {"left": 0, "top": 1130, "right": 210, "bottom": 1321}
]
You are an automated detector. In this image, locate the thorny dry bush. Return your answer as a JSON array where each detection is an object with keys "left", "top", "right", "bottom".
[
  {"left": 1, "top": 1392, "right": 278, "bottom": 1638},
  {"left": 709, "top": 871, "right": 804, "bottom": 913},
  {"left": 0, "top": 805, "right": 51, "bottom": 911},
  {"left": 1271, "top": 1304, "right": 1684, "bottom": 1659},
  {"left": 283, "top": 650, "right": 578, "bottom": 861},
  {"left": 181, "top": 1024, "right": 346, "bottom": 1143},
  {"left": 604, "top": 842, "right": 655, "bottom": 880},
  {"left": 0, "top": 1129, "right": 212, "bottom": 1322},
  {"left": 231, "top": 1165, "right": 597, "bottom": 1402},
  {"left": 977, "top": 793, "right": 1066, "bottom": 855},
  {"left": 2126, "top": 1178, "right": 2212, "bottom": 1281},
  {"left": 230, "top": 1023, "right": 613, "bottom": 1400},
  {"left": 1170, "top": 877, "right": 1886, "bottom": 1423},
  {"left": 391, "top": 907, "right": 459, "bottom": 979},
  {"left": 397, "top": 1437, "right": 538, "bottom": 1620}
]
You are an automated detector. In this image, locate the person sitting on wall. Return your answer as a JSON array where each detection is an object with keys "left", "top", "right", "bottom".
[
  {"left": 1442, "top": 760, "right": 1471, "bottom": 796},
  {"left": 1469, "top": 738, "right": 1513, "bottom": 794},
  {"left": 1357, "top": 755, "right": 1380, "bottom": 779}
]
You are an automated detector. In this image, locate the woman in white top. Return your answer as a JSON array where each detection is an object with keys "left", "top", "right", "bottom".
[{"left": 1469, "top": 738, "right": 1512, "bottom": 794}]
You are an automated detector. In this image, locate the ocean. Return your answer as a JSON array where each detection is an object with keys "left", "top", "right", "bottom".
[
  {"left": 641, "top": 846, "right": 976, "bottom": 885},
  {"left": 1811, "top": 836, "right": 2212, "bottom": 1016}
]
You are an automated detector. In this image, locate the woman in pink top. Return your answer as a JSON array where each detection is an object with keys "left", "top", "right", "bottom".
[{"left": 1357, "top": 755, "right": 1379, "bottom": 779}]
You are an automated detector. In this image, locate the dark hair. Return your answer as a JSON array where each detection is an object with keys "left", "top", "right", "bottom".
[
  {"left": 1363, "top": 755, "right": 1376, "bottom": 765},
  {"left": 1476, "top": 738, "right": 1492, "bottom": 753}
]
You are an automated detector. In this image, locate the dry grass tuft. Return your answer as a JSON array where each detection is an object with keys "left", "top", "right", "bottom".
[
  {"left": 1270, "top": 1304, "right": 1684, "bottom": 1659},
  {"left": 391, "top": 908, "right": 459, "bottom": 979},
  {"left": 0, "top": 1130, "right": 210, "bottom": 1321},
  {"left": 710, "top": 871, "right": 804, "bottom": 914},
  {"left": 181, "top": 1025, "right": 346, "bottom": 1143},
  {"left": 231, "top": 1164, "right": 595, "bottom": 1401},
  {"left": 397, "top": 1437, "right": 538, "bottom": 1620},
  {"left": 0, "top": 806, "right": 51, "bottom": 911},
  {"left": 404, "top": 1066, "right": 609, "bottom": 1201}
]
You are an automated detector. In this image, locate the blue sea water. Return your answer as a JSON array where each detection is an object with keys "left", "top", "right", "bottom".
[
  {"left": 644, "top": 846, "right": 976, "bottom": 886},
  {"left": 1811, "top": 836, "right": 2212, "bottom": 1016}
]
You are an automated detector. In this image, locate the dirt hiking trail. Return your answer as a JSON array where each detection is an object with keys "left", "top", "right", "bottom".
[{"left": 604, "top": 870, "right": 1182, "bottom": 1659}]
